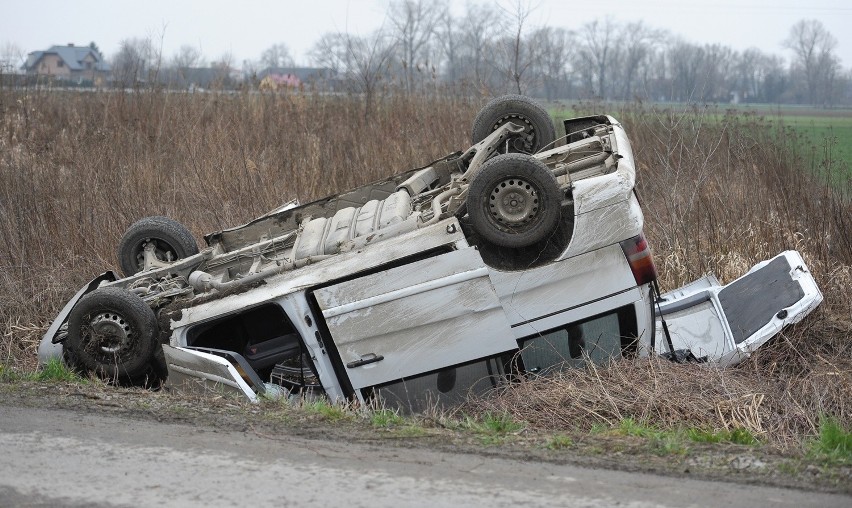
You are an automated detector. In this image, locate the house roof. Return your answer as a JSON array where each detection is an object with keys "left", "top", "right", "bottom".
[
  {"left": 24, "top": 44, "right": 110, "bottom": 72},
  {"left": 256, "top": 67, "right": 332, "bottom": 81}
]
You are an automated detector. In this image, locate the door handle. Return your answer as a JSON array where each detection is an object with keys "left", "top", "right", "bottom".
[{"left": 346, "top": 353, "right": 384, "bottom": 368}]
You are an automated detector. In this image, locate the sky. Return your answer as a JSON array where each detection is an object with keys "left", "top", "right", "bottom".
[{"left": 2, "top": 0, "right": 852, "bottom": 69}]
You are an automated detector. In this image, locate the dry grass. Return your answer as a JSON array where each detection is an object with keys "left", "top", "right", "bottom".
[
  {"left": 0, "top": 88, "right": 479, "bottom": 368},
  {"left": 1, "top": 88, "right": 849, "bottom": 446}
]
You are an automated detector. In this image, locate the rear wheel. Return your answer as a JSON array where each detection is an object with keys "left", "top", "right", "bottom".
[
  {"left": 65, "top": 287, "right": 158, "bottom": 381},
  {"left": 468, "top": 153, "right": 562, "bottom": 248},
  {"left": 117, "top": 216, "right": 198, "bottom": 276},
  {"left": 471, "top": 95, "right": 557, "bottom": 154}
]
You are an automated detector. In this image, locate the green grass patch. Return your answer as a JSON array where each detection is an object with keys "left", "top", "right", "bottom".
[
  {"left": 370, "top": 408, "right": 404, "bottom": 428},
  {"left": 477, "top": 412, "right": 525, "bottom": 434},
  {"left": 301, "top": 398, "right": 350, "bottom": 422},
  {"left": 390, "top": 425, "right": 427, "bottom": 438},
  {"left": 0, "top": 359, "right": 86, "bottom": 384},
  {"left": 609, "top": 419, "right": 761, "bottom": 456},
  {"left": 617, "top": 417, "right": 659, "bottom": 438},
  {"left": 0, "top": 364, "right": 19, "bottom": 382},
  {"left": 769, "top": 114, "right": 852, "bottom": 188},
  {"left": 457, "top": 412, "right": 525, "bottom": 444},
  {"left": 614, "top": 418, "right": 688, "bottom": 455},
  {"left": 810, "top": 417, "right": 852, "bottom": 464},
  {"left": 547, "top": 434, "right": 573, "bottom": 450},
  {"left": 687, "top": 427, "right": 759, "bottom": 446},
  {"left": 33, "top": 358, "right": 83, "bottom": 383}
]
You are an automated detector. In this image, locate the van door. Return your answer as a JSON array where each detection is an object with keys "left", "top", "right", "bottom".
[
  {"left": 312, "top": 248, "right": 517, "bottom": 392},
  {"left": 655, "top": 250, "right": 822, "bottom": 366}
]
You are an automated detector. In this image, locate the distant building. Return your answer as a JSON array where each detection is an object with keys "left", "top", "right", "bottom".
[
  {"left": 22, "top": 44, "right": 110, "bottom": 84},
  {"left": 256, "top": 67, "right": 335, "bottom": 91},
  {"left": 161, "top": 67, "right": 226, "bottom": 90}
]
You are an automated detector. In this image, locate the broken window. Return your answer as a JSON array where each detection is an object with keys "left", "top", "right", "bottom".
[{"left": 187, "top": 303, "right": 309, "bottom": 382}]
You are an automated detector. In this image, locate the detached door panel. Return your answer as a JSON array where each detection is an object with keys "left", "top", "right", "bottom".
[{"left": 313, "top": 248, "right": 516, "bottom": 391}]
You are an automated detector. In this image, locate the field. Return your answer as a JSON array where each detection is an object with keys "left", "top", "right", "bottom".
[
  {"left": 773, "top": 113, "right": 852, "bottom": 186},
  {"left": 0, "top": 89, "right": 850, "bottom": 452},
  {"left": 555, "top": 102, "right": 852, "bottom": 190}
]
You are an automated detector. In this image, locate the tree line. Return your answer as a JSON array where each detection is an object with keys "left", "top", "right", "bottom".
[{"left": 44, "top": 1, "right": 852, "bottom": 106}]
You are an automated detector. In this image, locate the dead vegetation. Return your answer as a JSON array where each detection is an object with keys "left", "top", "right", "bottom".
[{"left": 0, "top": 88, "right": 849, "bottom": 448}]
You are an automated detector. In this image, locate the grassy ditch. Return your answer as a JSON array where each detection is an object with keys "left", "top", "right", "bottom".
[{"left": 1, "top": 89, "right": 850, "bottom": 459}]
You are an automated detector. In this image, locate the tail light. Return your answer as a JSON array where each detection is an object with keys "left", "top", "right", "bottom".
[{"left": 620, "top": 233, "right": 658, "bottom": 286}]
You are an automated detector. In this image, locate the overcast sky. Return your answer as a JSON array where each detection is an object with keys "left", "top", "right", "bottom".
[{"left": 2, "top": 0, "right": 851, "bottom": 68}]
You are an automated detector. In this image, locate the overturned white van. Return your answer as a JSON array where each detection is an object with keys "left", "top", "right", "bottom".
[{"left": 38, "top": 96, "right": 822, "bottom": 410}]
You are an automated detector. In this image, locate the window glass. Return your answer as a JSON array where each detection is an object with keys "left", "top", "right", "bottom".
[
  {"left": 518, "top": 305, "right": 637, "bottom": 375},
  {"left": 372, "top": 356, "right": 507, "bottom": 413}
]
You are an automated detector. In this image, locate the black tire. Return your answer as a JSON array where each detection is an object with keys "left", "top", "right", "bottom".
[
  {"left": 65, "top": 287, "right": 158, "bottom": 381},
  {"left": 468, "top": 153, "right": 562, "bottom": 248},
  {"left": 117, "top": 216, "right": 198, "bottom": 276},
  {"left": 471, "top": 95, "right": 557, "bottom": 154}
]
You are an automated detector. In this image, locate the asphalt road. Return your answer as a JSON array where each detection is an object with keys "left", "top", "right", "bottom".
[{"left": 0, "top": 406, "right": 848, "bottom": 508}]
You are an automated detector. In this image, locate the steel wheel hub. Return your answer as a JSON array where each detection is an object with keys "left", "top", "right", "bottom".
[
  {"left": 89, "top": 312, "right": 134, "bottom": 354},
  {"left": 488, "top": 178, "right": 539, "bottom": 226}
]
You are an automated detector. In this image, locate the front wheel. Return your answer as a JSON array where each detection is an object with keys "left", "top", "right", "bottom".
[
  {"left": 65, "top": 287, "right": 158, "bottom": 381},
  {"left": 467, "top": 153, "right": 562, "bottom": 249}
]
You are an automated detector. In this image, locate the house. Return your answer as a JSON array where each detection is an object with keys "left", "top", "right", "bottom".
[
  {"left": 22, "top": 44, "right": 110, "bottom": 84},
  {"left": 255, "top": 67, "right": 335, "bottom": 91},
  {"left": 259, "top": 73, "right": 302, "bottom": 91}
]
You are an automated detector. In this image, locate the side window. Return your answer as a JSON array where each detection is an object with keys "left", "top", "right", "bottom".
[
  {"left": 371, "top": 355, "right": 510, "bottom": 413},
  {"left": 187, "top": 303, "right": 310, "bottom": 383},
  {"left": 518, "top": 305, "right": 638, "bottom": 375}
]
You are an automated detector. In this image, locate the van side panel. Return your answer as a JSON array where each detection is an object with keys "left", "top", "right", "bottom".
[
  {"left": 490, "top": 243, "right": 637, "bottom": 329},
  {"left": 314, "top": 248, "right": 517, "bottom": 391}
]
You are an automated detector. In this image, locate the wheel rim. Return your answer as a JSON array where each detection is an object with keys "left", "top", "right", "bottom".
[
  {"left": 491, "top": 114, "right": 537, "bottom": 152},
  {"left": 82, "top": 311, "right": 137, "bottom": 357},
  {"left": 487, "top": 177, "right": 540, "bottom": 230}
]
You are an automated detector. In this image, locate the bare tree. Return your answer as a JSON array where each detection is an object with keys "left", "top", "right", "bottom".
[
  {"left": 666, "top": 40, "right": 704, "bottom": 102},
  {"left": 615, "top": 22, "right": 661, "bottom": 100},
  {"left": 310, "top": 30, "right": 396, "bottom": 118},
  {"left": 309, "top": 33, "right": 349, "bottom": 76},
  {"left": 531, "top": 27, "right": 574, "bottom": 100},
  {"left": 575, "top": 18, "right": 620, "bottom": 99},
  {"left": 388, "top": 0, "right": 445, "bottom": 93},
  {"left": 733, "top": 49, "right": 789, "bottom": 103},
  {"left": 112, "top": 38, "right": 158, "bottom": 87},
  {"left": 260, "top": 43, "right": 295, "bottom": 70},
  {"left": 1, "top": 42, "right": 24, "bottom": 74},
  {"left": 457, "top": 3, "right": 501, "bottom": 93},
  {"left": 497, "top": 0, "right": 540, "bottom": 94},
  {"left": 784, "top": 19, "right": 840, "bottom": 106},
  {"left": 699, "top": 44, "right": 736, "bottom": 102},
  {"left": 436, "top": 7, "right": 460, "bottom": 84},
  {"left": 210, "top": 52, "right": 235, "bottom": 89},
  {"left": 171, "top": 45, "right": 203, "bottom": 69}
]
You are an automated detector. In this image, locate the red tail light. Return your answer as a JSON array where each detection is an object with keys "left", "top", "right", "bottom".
[{"left": 620, "top": 233, "right": 658, "bottom": 286}]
